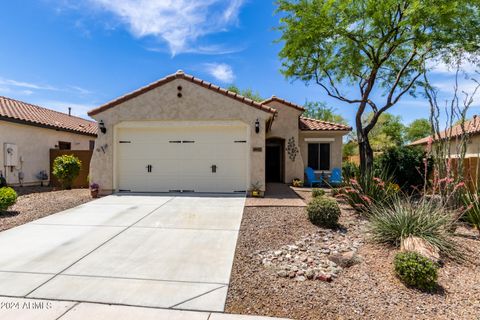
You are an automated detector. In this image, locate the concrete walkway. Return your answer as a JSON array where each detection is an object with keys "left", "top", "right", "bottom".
[
  {"left": 0, "top": 297, "right": 288, "bottom": 320},
  {"left": 245, "top": 183, "right": 306, "bottom": 207},
  {"left": 0, "top": 194, "right": 248, "bottom": 313}
]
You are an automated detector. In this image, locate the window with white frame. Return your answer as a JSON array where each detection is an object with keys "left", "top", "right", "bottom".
[{"left": 308, "top": 143, "right": 330, "bottom": 171}]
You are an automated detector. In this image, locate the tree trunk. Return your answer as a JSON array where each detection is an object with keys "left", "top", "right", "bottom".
[{"left": 357, "top": 131, "right": 374, "bottom": 174}]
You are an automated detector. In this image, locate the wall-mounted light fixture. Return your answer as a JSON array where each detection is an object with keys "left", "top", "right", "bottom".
[
  {"left": 255, "top": 119, "right": 260, "bottom": 134},
  {"left": 99, "top": 120, "right": 107, "bottom": 134}
]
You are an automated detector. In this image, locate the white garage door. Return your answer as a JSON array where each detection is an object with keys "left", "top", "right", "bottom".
[{"left": 116, "top": 123, "right": 248, "bottom": 193}]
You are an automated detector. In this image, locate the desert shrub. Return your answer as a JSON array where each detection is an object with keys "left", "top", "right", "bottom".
[
  {"left": 337, "top": 169, "right": 398, "bottom": 214},
  {"left": 376, "top": 146, "right": 432, "bottom": 192},
  {"left": 462, "top": 186, "right": 480, "bottom": 236},
  {"left": 369, "top": 196, "right": 461, "bottom": 259},
  {"left": 342, "top": 161, "right": 359, "bottom": 180},
  {"left": 52, "top": 155, "right": 82, "bottom": 189},
  {"left": 0, "top": 187, "right": 17, "bottom": 211},
  {"left": 312, "top": 188, "right": 325, "bottom": 198},
  {"left": 394, "top": 251, "right": 438, "bottom": 291},
  {"left": 307, "top": 197, "right": 341, "bottom": 228}
]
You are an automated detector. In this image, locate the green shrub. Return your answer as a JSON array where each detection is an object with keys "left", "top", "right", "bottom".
[
  {"left": 369, "top": 196, "right": 460, "bottom": 259},
  {"left": 376, "top": 146, "right": 432, "bottom": 192},
  {"left": 394, "top": 251, "right": 438, "bottom": 291},
  {"left": 338, "top": 169, "right": 398, "bottom": 214},
  {"left": 312, "top": 188, "right": 326, "bottom": 198},
  {"left": 342, "top": 161, "right": 359, "bottom": 180},
  {"left": 307, "top": 197, "right": 341, "bottom": 228},
  {"left": 0, "top": 187, "right": 17, "bottom": 211},
  {"left": 52, "top": 155, "right": 82, "bottom": 189}
]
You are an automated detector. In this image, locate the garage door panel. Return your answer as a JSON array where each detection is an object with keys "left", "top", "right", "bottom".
[{"left": 116, "top": 123, "right": 249, "bottom": 193}]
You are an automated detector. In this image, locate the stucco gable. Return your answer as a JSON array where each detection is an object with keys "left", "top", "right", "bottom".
[{"left": 88, "top": 71, "right": 276, "bottom": 117}]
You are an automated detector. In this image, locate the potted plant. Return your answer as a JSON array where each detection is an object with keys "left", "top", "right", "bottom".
[
  {"left": 250, "top": 181, "right": 263, "bottom": 197},
  {"left": 90, "top": 183, "right": 99, "bottom": 198},
  {"left": 292, "top": 178, "right": 304, "bottom": 187}
]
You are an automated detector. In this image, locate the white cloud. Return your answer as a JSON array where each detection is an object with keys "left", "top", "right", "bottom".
[
  {"left": 39, "top": 100, "right": 96, "bottom": 119},
  {"left": 428, "top": 55, "right": 480, "bottom": 74},
  {"left": 88, "top": 0, "right": 245, "bottom": 55},
  {"left": 0, "top": 78, "right": 58, "bottom": 91},
  {"left": 204, "top": 63, "right": 235, "bottom": 83}
]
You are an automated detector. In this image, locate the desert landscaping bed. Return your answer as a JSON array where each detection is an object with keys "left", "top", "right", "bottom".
[
  {"left": 225, "top": 200, "right": 480, "bottom": 319},
  {"left": 0, "top": 187, "right": 92, "bottom": 232}
]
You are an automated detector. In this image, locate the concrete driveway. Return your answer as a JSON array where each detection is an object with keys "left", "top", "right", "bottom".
[{"left": 0, "top": 194, "right": 245, "bottom": 313}]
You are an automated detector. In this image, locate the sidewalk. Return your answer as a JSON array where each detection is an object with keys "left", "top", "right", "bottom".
[{"left": 0, "top": 297, "right": 290, "bottom": 320}]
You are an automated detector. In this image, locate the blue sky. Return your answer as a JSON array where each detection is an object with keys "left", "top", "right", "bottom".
[{"left": 0, "top": 0, "right": 478, "bottom": 126}]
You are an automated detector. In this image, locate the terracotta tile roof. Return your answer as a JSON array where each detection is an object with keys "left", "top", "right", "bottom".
[
  {"left": 410, "top": 115, "right": 480, "bottom": 145},
  {"left": 88, "top": 70, "right": 277, "bottom": 117},
  {"left": 299, "top": 116, "right": 352, "bottom": 131},
  {"left": 0, "top": 96, "right": 97, "bottom": 136},
  {"left": 262, "top": 96, "right": 306, "bottom": 112}
]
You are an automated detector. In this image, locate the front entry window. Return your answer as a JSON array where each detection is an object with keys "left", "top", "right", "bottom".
[{"left": 308, "top": 143, "right": 330, "bottom": 171}]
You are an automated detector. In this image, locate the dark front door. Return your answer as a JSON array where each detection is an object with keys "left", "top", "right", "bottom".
[{"left": 266, "top": 145, "right": 282, "bottom": 182}]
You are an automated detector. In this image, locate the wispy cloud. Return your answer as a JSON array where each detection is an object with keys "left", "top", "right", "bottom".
[
  {"left": 86, "top": 0, "right": 245, "bottom": 55},
  {"left": 0, "top": 78, "right": 58, "bottom": 91},
  {"left": 204, "top": 63, "right": 235, "bottom": 83}
]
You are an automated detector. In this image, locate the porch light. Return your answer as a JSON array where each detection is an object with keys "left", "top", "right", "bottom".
[
  {"left": 255, "top": 119, "right": 260, "bottom": 134},
  {"left": 99, "top": 120, "right": 107, "bottom": 134}
]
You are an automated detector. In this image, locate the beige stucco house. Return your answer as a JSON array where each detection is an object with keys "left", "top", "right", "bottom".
[
  {"left": 0, "top": 96, "right": 97, "bottom": 186},
  {"left": 88, "top": 71, "right": 351, "bottom": 195}
]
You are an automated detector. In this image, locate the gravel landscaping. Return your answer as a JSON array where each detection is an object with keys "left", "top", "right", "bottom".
[
  {"left": 0, "top": 187, "right": 92, "bottom": 231},
  {"left": 225, "top": 198, "right": 480, "bottom": 319}
]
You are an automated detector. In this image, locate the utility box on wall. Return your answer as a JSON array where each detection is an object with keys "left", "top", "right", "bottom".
[{"left": 4, "top": 143, "right": 19, "bottom": 167}]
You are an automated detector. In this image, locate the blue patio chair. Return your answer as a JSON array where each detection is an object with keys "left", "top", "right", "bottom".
[
  {"left": 304, "top": 167, "right": 323, "bottom": 187},
  {"left": 329, "top": 167, "right": 342, "bottom": 185}
]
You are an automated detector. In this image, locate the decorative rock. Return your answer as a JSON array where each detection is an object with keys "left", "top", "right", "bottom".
[
  {"left": 329, "top": 251, "right": 362, "bottom": 268},
  {"left": 277, "top": 270, "right": 288, "bottom": 278},
  {"left": 257, "top": 230, "right": 364, "bottom": 282},
  {"left": 316, "top": 274, "right": 332, "bottom": 282}
]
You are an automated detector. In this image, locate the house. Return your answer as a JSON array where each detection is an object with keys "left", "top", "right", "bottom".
[
  {"left": 0, "top": 96, "right": 97, "bottom": 186},
  {"left": 87, "top": 71, "right": 351, "bottom": 194},
  {"left": 410, "top": 115, "right": 480, "bottom": 158}
]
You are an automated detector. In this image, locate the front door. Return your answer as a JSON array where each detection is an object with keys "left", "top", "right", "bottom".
[{"left": 266, "top": 144, "right": 282, "bottom": 182}]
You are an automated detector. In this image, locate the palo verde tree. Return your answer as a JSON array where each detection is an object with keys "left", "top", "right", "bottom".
[{"left": 276, "top": 0, "right": 480, "bottom": 173}]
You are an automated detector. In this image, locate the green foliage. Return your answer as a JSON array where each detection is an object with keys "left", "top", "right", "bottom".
[
  {"left": 276, "top": 0, "right": 480, "bottom": 172},
  {"left": 343, "top": 140, "right": 358, "bottom": 157},
  {"left": 52, "top": 155, "right": 82, "bottom": 190},
  {"left": 369, "top": 197, "right": 460, "bottom": 258},
  {"left": 364, "top": 112, "right": 405, "bottom": 151},
  {"left": 303, "top": 101, "right": 348, "bottom": 125},
  {"left": 462, "top": 186, "right": 480, "bottom": 236},
  {"left": 376, "top": 145, "right": 431, "bottom": 191},
  {"left": 394, "top": 251, "right": 438, "bottom": 291},
  {"left": 342, "top": 161, "right": 359, "bottom": 180},
  {"left": 312, "top": 188, "right": 326, "bottom": 198},
  {"left": 0, "top": 187, "right": 17, "bottom": 211},
  {"left": 406, "top": 119, "right": 431, "bottom": 143},
  {"left": 227, "top": 85, "right": 264, "bottom": 102},
  {"left": 307, "top": 197, "right": 341, "bottom": 228},
  {"left": 338, "top": 170, "right": 399, "bottom": 214}
]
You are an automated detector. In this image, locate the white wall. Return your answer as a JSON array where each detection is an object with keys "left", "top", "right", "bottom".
[{"left": 0, "top": 120, "right": 94, "bottom": 185}]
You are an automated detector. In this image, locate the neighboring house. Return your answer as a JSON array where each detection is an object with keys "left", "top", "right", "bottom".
[
  {"left": 0, "top": 96, "right": 97, "bottom": 186},
  {"left": 88, "top": 71, "right": 351, "bottom": 194},
  {"left": 410, "top": 115, "right": 480, "bottom": 157}
]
